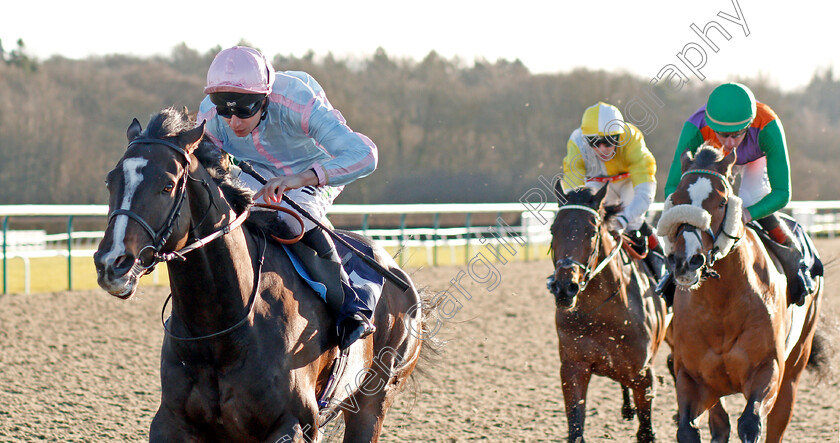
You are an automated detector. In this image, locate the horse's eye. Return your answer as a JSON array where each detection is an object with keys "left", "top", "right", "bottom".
[
  {"left": 720, "top": 199, "right": 727, "bottom": 207},
  {"left": 163, "top": 183, "right": 175, "bottom": 193}
]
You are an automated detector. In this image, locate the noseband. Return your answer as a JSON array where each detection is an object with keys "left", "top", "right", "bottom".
[
  {"left": 552, "top": 204, "right": 623, "bottom": 291},
  {"left": 674, "top": 168, "right": 743, "bottom": 273}
]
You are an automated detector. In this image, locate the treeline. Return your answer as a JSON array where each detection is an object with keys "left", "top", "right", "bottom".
[{"left": 1, "top": 41, "right": 839, "bottom": 205}]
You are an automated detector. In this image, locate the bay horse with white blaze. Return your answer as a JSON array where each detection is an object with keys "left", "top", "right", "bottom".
[
  {"left": 93, "top": 107, "right": 425, "bottom": 442},
  {"left": 657, "top": 145, "right": 824, "bottom": 443},
  {"left": 548, "top": 182, "right": 670, "bottom": 443}
]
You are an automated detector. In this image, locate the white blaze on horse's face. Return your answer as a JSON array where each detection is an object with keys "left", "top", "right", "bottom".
[
  {"left": 687, "top": 177, "right": 713, "bottom": 208},
  {"left": 680, "top": 177, "right": 714, "bottom": 257},
  {"left": 101, "top": 157, "right": 148, "bottom": 266}
]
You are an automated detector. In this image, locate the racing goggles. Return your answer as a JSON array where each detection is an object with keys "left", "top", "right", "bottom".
[
  {"left": 210, "top": 93, "right": 266, "bottom": 119},
  {"left": 585, "top": 134, "right": 621, "bottom": 148},
  {"left": 715, "top": 128, "right": 748, "bottom": 139}
]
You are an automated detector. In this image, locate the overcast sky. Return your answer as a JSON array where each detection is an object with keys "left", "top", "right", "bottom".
[{"left": 2, "top": 0, "right": 833, "bottom": 91}]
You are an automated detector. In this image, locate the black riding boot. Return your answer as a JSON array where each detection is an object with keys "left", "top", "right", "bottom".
[
  {"left": 633, "top": 223, "right": 675, "bottom": 307},
  {"left": 654, "top": 270, "right": 675, "bottom": 307},
  {"left": 647, "top": 238, "right": 675, "bottom": 307},
  {"left": 297, "top": 229, "right": 376, "bottom": 349},
  {"left": 757, "top": 216, "right": 816, "bottom": 306},
  {"left": 643, "top": 238, "right": 666, "bottom": 282}
]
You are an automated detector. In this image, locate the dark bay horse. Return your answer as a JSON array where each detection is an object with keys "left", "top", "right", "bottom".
[
  {"left": 93, "top": 107, "right": 425, "bottom": 442},
  {"left": 657, "top": 145, "right": 824, "bottom": 443},
  {"left": 548, "top": 182, "right": 670, "bottom": 443}
]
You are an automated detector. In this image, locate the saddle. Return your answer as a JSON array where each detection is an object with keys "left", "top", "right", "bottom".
[
  {"left": 245, "top": 211, "right": 385, "bottom": 308},
  {"left": 748, "top": 214, "right": 823, "bottom": 291}
]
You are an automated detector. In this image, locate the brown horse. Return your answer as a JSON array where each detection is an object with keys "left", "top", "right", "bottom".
[
  {"left": 548, "top": 182, "right": 670, "bottom": 443},
  {"left": 93, "top": 107, "right": 425, "bottom": 442},
  {"left": 657, "top": 145, "right": 824, "bottom": 443}
]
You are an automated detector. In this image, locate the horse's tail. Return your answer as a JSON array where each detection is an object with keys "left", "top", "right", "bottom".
[
  {"left": 806, "top": 322, "right": 837, "bottom": 383},
  {"left": 414, "top": 286, "right": 445, "bottom": 371},
  {"left": 388, "top": 285, "right": 444, "bottom": 414}
]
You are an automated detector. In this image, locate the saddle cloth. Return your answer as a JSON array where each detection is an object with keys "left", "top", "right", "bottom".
[{"left": 748, "top": 213, "right": 823, "bottom": 279}]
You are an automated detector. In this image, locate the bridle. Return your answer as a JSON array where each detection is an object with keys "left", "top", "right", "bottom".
[
  {"left": 551, "top": 204, "right": 623, "bottom": 291},
  {"left": 107, "top": 137, "right": 251, "bottom": 273},
  {"left": 106, "top": 137, "right": 260, "bottom": 342},
  {"left": 673, "top": 168, "right": 743, "bottom": 277}
]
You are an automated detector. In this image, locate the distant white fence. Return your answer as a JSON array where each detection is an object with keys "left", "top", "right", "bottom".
[{"left": 2, "top": 202, "right": 840, "bottom": 293}]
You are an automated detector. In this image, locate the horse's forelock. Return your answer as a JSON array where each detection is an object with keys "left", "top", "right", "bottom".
[
  {"left": 690, "top": 144, "right": 724, "bottom": 170},
  {"left": 143, "top": 107, "right": 193, "bottom": 139},
  {"left": 143, "top": 107, "right": 254, "bottom": 214},
  {"left": 562, "top": 187, "right": 596, "bottom": 206}
]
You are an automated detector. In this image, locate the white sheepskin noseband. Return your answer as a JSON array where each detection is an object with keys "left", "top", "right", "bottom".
[{"left": 656, "top": 193, "right": 742, "bottom": 260}]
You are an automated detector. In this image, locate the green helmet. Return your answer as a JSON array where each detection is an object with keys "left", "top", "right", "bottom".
[{"left": 705, "top": 82, "right": 756, "bottom": 132}]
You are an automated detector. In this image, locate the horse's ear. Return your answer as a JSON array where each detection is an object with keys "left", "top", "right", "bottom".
[
  {"left": 553, "top": 178, "right": 567, "bottom": 204},
  {"left": 721, "top": 148, "right": 737, "bottom": 175},
  {"left": 126, "top": 118, "right": 142, "bottom": 143},
  {"left": 179, "top": 121, "right": 205, "bottom": 154},
  {"left": 593, "top": 182, "right": 609, "bottom": 207},
  {"left": 680, "top": 149, "right": 695, "bottom": 173}
]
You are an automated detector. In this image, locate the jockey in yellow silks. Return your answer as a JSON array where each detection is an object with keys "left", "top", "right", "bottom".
[{"left": 562, "top": 102, "right": 667, "bottom": 288}]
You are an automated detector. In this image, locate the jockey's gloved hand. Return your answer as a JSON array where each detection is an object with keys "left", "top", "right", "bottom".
[{"left": 608, "top": 214, "right": 628, "bottom": 234}]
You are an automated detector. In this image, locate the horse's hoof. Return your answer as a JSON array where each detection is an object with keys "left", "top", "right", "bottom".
[
  {"left": 676, "top": 427, "right": 701, "bottom": 443},
  {"left": 622, "top": 405, "right": 635, "bottom": 421},
  {"left": 637, "top": 428, "right": 655, "bottom": 443}
]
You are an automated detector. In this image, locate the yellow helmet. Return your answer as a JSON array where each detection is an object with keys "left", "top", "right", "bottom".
[{"left": 580, "top": 102, "right": 626, "bottom": 137}]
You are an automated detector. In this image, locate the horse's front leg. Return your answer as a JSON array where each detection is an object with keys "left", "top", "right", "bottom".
[
  {"left": 738, "top": 360, "right": 781, "bottom": 443},
  {"left": 150, "top": 404, "right": 199, "bottom": 443},
  {"left": 266, "top": 393, "right": 321, "bottom": 443},
  {"left": 621, "top": 384, "right": 635, "bottom": 420},
  {"left": 675, "top": 369, "right": 716, "bottom": 443},
  {"left": 560, "top": 360, "right": 592, "bottom": 443},
  {"left": 708, "top": 399, "right": 731, "bottom": 443},
  {"left": 630, "top": 366, "right": 656, "bottom": 443},
  {"left": 265, "top": 414, "right": 306, "bottom": 443}
]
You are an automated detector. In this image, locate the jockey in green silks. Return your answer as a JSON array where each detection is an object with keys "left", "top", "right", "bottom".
[{"left": 661, "top": 82, "right": 816, "bottom": 306}]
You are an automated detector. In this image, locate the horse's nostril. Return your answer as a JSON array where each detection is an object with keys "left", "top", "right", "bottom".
[
  {"left": 688, "top": 254, "right": 705, "bottom": 270},
  {"left": 112, "top": 254, "right": 135, "bottom": 276}
]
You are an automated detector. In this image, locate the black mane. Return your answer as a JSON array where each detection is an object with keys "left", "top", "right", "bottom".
[{"left": 144, "top": 107, "right": 253, "bottom": 214}]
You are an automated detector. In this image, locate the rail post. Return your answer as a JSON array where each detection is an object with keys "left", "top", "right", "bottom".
[
  {"left": 67, "top": 216, "right": 74, "bottom": 290},
  {"left": 2, "top": 216, "right": 8, "bottom": 294}
]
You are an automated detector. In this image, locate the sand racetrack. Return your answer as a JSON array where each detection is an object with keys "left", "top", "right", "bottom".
[{"left": 1, "top": 240, "right": 838, "bottom": 442}]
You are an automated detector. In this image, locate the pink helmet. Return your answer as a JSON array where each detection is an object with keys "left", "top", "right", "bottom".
[{"left": 204, "top": 46, "right": 276, "bottom": 95}]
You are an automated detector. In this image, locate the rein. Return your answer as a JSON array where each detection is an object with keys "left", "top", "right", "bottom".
[
  {"left": 552, "top": 204, "right": 624, "bottom": 291},
  {"left": 106, "top": 136, "right": 276, "bottom": 340},
  {"left": 161, "top": 231, "right": 267, "bottom": 341},
  {"left": 238, "top": 160, "right": 411, "bottom": 291},
  {"left": 156, "top": 209, "right": 250, "bottom": 262}
]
